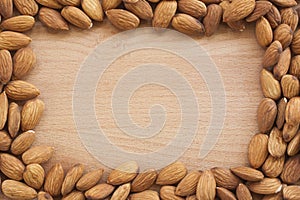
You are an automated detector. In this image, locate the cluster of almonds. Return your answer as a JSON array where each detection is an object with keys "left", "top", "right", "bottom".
[{"left": 0, "top": 0, "right": 300, "bottom": 199}]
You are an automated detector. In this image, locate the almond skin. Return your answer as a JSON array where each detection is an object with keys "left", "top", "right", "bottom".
[
  {"left": 171, "top": 14, "right": 205, "bottom": 35},
  {"left": 85, "top": 183, "right": 115, "bottom": 199},
  {"left": 5, "top": 80, "right": 40, "bottom": 101},
  {"left": 21, "top": 98, "right": 45, "bottom": 131},
  {"left": 156, "top": 162, "right": 187, "bottom": 185},
  {"left": 23, "top": 163, "right": 45, "bottom": 190},
  {"left": 61, "top": 164, "right": 84, "bottom": 196},
  {"left": 76, "top": 168, "right": 104, "bottom": 191},
  {"left": 152, "top": 0, "right": 177, "bottom": 28},
  {"left": 44, "top": 163, "right": 65, "bottom": 197},
  {"left": 231, "top": 166, "right": 264, "bottom": 182},
  {"left": 11, "top": 130, "right": 35, "bottom": 155},
  {"left": 257, "top": 98, "right": 277, "bottom": 133},
  {"left": 106, "top": 9, "right": 140, "bottom": 31},
  {"left": 0, "top": 153, "right": 25, "bottom": 181},
  {"left": 61, "top": 6, "right": 92, "bottom": 29},
  {"left": 2, "top": 180, "right": 37, "bottom": 200},
  {"left": 13, "top": 47, "right": 36, "bottom": 80},
  {"left": 203, "top": 4, "right": 223, "bottom": 37},
  {"left": 196, "top": 170, "right": 216, "bottom": 200},
  {"left": 39, "top": 7, "right": 69, "bottom": 31},
  {"left": 22, "top": 145, "right": 54, "bottom": 165},
  {"left": 107, "top": 161, "right": 139, "bottom": 185},
  {"left": 248, "top": 133, "right": 269, "bottom": 169},
  {"left": 131, "top": 169, "right": 157, "bottom": 192}
]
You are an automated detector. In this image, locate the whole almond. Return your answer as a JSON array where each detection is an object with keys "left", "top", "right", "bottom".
[
  {"left": 196, "top": 170, "right": 216, "bottom": 200},
  {"left": 106, "top": 9, "right": 140, "bottom": 30},
  {"left": 216, "top": 187, "right": 236, "bottom": 200},
  {"left": 283, "top": 122, "right": 299, "bottom": 142},
  {"left": 35, "top": 0, "right": 63, "bottom": 9},
  {"left": 273, "top": 47, "right": 291, "bottom": 80},
  {"left": 152, "top": 0, "right": 177, "bottom": 28},
  {"left": 39, "top": 7, "right": 69, "bottom": 31},
  {"left": 23, "top": 163, "right": 45, "bottom": 189},
  {"left": 268, "top": 127, "right": 287, "bottom": 158},
  {"left": 130, "top": 190, "right": 160, "bottom": 200},
  {"left": 22, "top": 145, "right": 54, "bottom": 165},
  {"left": 248, "top": 133, "right": 269, "bottom": 169},
  {"left": 5, "top": 80, "right": 40, "bottom": 101},
  {"left": 212, "top": 167, "right": 241, "bottom": 190},
  {"left": 262, "top": 193, "right": 283, "bottom": 200},
  {"left": 171, "top": 14, "right": 205, "bottom": 35},
  {"left": 281, "top": 75, "right": 299, "bottom": 99},
  {"left": 290, "top": 55, "right": 300, "bottom": 78},
  {"left": 107, "top": 161, "right": 139, "bottom": 185},
  {"left": 76, "top": 168, "right": 104, "bottom": 191},
  {"left": 176, "top": 171, "right": 201, "bottom": 196},
  {"left": 292, "top": 29, "right": 300, "bottom": 55},
  {"left": 178, "top": 0, "right": 207, "bottom": 18},
  {"left": 287, "top": 130, "right": 300, "bottom": 156},
  {"left": 285, "top": 97, "right": 300, "bottom": 125},
  {"left": 21, "top": 98, "right": 45, "bottom": 131},
  {"left": 61, "top": 6, "right": 92, "bottom": 29},
  {"left": 247, "top": 178, "right": 282, "bottom": 195},
  {"left": 2, "top": 180, "right": 37, "bottom": 199},
  {"left": 44, "top": 163, "right": 65, "bottom": 197},
  {"left": 270, "top": 0, "right": 297, "bottom": 7},
  {"left": 102, "top": 0, "right": 122, "bottom": 11},
  {"left": 276, "top": 98, "right": 288, "bottom": 129},
  {"left": 81, "top": 0, "right": 103, "bottom": 22},
  {"left": 13, "top": 0, "right": 39, "bottom": 16},
  {"left": 221, "top": 0, "right": 255, "bottom": 22},
  {"left": 231, "top": 166, "right": 264, "bottom": 182},
  {"left": 283, "top": 185, "right": 300, "bottom": 200},
  {"left": 266, "top": 5, "right": 281, "bottom": 29},
  {"left": 274, "top": 24, "right": 293, "bottom": 49},
  {"left": 0, "top": 0, "right": 13, "bottom": 18},
  {"left": 38, "top": 191, "right": 54, "bottom": 200},
  {"left": 61, "top": 164, "right": 84, "bottom": 196},
  {"left": 57, "top": 0, "right": 80, "bottom": 6},
  {"left": 236, "top": 183, "right": 252, "bottom": 200},
  {"left": 156, "top": 162, "right": 187, "bottom": 185},
  {"left": 186, "top": 195, "right": 197, "bottom": 200},
  {"left": 8, "top": 102, "right": 21, "bottom": 138},
  {"left": 0, "top": 92, "right": 8, "bottom": 130},
  {"left": 0, "top": 50, "right": 12, "bottom": 84},
  {"left": 0, "top": 131, "right": 11, "bottom": 151},
  {"left": 62, "top": 191, "right": 85, "bottom": 200},
  {"left": 85, "top": 183, "right": 115, "bottom": 199},
  {"left": 262, "top": 155, "right": 285, "bottom": 178},
  {"left": 281, "top": 8, "right": 298, "bottom": 32},
  {"left": 0, "top": 15, "right": 35, "bottom": 32},
  {"left": 257, "top": 98, "right": 277, "bottom": 133},
  {"left": 160, "top": 186, "right": 184, "bottom": 200},
  {"left": 125, "top": 0, "right": 153, "bottom": 20},
  {"left": 246, "top": 1, "right": 272, "bottom": 22},
  {"left": 281, "top": 155, "right": 300, "bottom": 184},
  {"left": 131, "top": 169, "right": 157, "bottom": 192},
  {"left": 111, "top": 183, "right": 131, "bottom": 200},
  {"left": 11, "top": 130, "right": 35, "bottom": 155},
  {"left": 255, "top": 17, "right": 273, "bottom": 48},
  {"left": 202, "top": 0, "right": 221, "bottom": 3},
  {"left": 262, "top": 40, "right": 282, "bottom": 68},
  {"left": 260, "top": 69, "right": 281, "bottom": 101},
  {"left": 13, "top": 47, "right": 36, "bottom": 80},
  {"left": 0, "top": 153, "right": 25, "bottom": 180},
  {"left": 203, "top": 4, "right": 222, "bottom": 37}
]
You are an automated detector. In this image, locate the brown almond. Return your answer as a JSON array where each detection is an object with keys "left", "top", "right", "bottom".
[
  {"left": 44, "top": 163, "right": 65, "bottom": 197},
  {"left": 21, "top": 98, "right": 45, "bottom": 131},
  {"left": 23, "top": 163, "right": 45, "bottom": 189},
  {"left": 2, "top": 180, "right": 37, "bottom": 199},
  {"left": 111, "top": 183, "right": 131, "bottom": 200},
  {"left": 0, "top": 131, "right": 11, "bottom": 151},
  {"left": 38, "top": 191, "right": 54, "bottom": 200},
  {"left": 246, "top": 1, "right": 272, "bottom": 22},
  {"left": 8, "top": 102, "right": 21, "bottom": 138},
  {"left": 266, "top": 5, "right": 281, "bottom": 29},
  {"left": 281, "top": 155, "right": 300, "bottom": 184},
  {"left": 152, "top": 0, "right": 177, "bottom": 28},
  {"left": 13, "top": 0, "right": 39, "bottom": 16},
  {"left": 76, "top": 168, "right": 103, "bottom": 191},
  {"left": 0, "top": 15, "right": 35, "bottom": 32},
  {"left": 268, "top": 127, "right": 287, "bottom": 158},
  {"left": 5, "top": 80, "right": 40, "bottom": 101},
  {"left": 186, "top": 195, "right": 197, "bottom": 200},
  {"left": 61, "top": 164, "right": 84, "bottom": 196},
  {"left": 203, "top": 4, "right": 222, "bottom": 37},
  {"left": 281, "top": 75, "right": 299, "bottom": 99},
  {"left": 227, "top": 21, "right": 246, "bottom": 32},
  {"left": 0, "top": 50, "right": 12, "bottom": 84},
  {"left": 131, "top": 169, "right": 157, "bottom": 192},
  {"left": 13, "top": 47, "right": 36, "bottom": 80},
  {"left": 273, "top": 47, "right": 291, "bottom": 81},
  {"left": 281, "top": 8, "right": 298, "bottom": 32},
  {"left": 292, "top": 29, "right": 300, "bottom": 55},
  {"left": 0, "top": 153, "right": 25, "bottom": 180},
  {"left": 107, "top": 161, "right": 139, "bottom": 185},
  {"left": 236, "top": 183, "right": 252, "bottom": 200},
  {"left": 262, "top": 41, "right": 282, "bottom": 68},
  {"left": 178, "top": 0, "right": 207, "bottom": 18},
  {"left": 212, "top": 167, "right": 241, "bottom": 190},
  {"left": 62, "top": 191, "right": 84, "bottom": 200},
  {"left": 196, "top": 170, "right": 216, "bottom": 200},
  {"left": 171, "top": 14, "right": 205, "bottom": 35},
  {"left": 220, "top": 0, "right": 255, "bottom": 22},
  {"left": 231, "top": 166, "right": 264, "bottom": 182},
  {"left": 290, "top": 55, "right": 300, "bottom": 78},
  {"left": 102, "top": 0, "right": 122, "bottom": 11},
  {"left": 61, "top": 6, "right": 92, "bottom": 29},
  {"left": 262, "top": 155, "right": 285, "bottom": 178},
  {"left": 22, "top": 145, "right": 54, "bottom": 165},
  {"left": 257, "top": 98, "right": 277, "bottom": 133},
  {"left": 255, "top": 17, "right": 273, "bottom": 48},
  {"left": 130, "top": 190, "right": 160, "bottom": 200},
  {"left": 81, "top": 0, "right": 104, "bottom": 22},
  {"left": 35, "top": 0, "right": 63, "bottom": 9},
  {"left": 156, "top": 162, "right": 187, "bottom": 185},
  {"left": 248, "top": 133, "right": 269, "bottom": 169},
  {"left": 11, "top": 130, "right": 35, "bottom": 155},
  {"left": 216, "top": 187, "right": 236, "bottom": 200},
  {"left": 276, "top": 98, "right": 287, "bottom": 130},
  {"left": 260, "top": 69, "right": 281, "bottom": 101},
  {"left": 0, "top": 0, "right": 13, "bottom": 18},
  {"left": 176, "top": 171, "right": 201, "bottom": 196},
  {"left": 0, "top": 31, "right": 32, "bottom": 50},
  {"left": 247, "top": 178, "right": 282, "bottom": 195},
  {"left": 39, "top": 7, "right": 69, "bottom": 31},
  {"left": 274, "top": 24, "right": 293, "bottom": 50},
  {"left": 0, "top": 92, "right": 8, "bottom": 130},
  {"left": 270, "top": 0, "right": 297, "bottom": 7},
  {"left": 124, "top": 0, "right": 153, "bottom": 20},
  {"left": 283, "top": 122, "right": 299, "bottom": 142},
  {"left": 285, "top": 97, "right": 300, "bottom": 125},
  {"left": 283, "top": 185, "right": 300, "bottom": 200},
  {"left": 160, "top": 186, "right": 184, "bottom": 200},
  {"left": 85, "top": 183, "right": 115, "bottom": 199},
  {"left": 57, "top": 0, "right": 80, "bottom": 6},
  {"left": 106, "top": 9, "right": 140, "bottom": 30},
  {"left": 262, "top": 193, "right": 283, "bottom": 200},
  {"left": 287, "top": 130, "right": 300, "bottom": 156}
]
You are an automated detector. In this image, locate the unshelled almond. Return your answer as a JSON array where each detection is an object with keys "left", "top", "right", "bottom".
[
  {"left": 274, "top": 24, "right": 293, "bottom": 49},
  {"left": 281, "top": 8, "right": 298, "bottom": 32},
  {"left": 266, "top": 5, "right": 281, "bottom": 29},
  {"left": 0, "top": 50, "right": 12, "bottom": 84},
  {"left": 178, "top": 0, "right": 207, "bottom": 18},
  {"left": 292, "top": 29, "right": 300, "bottom": 54},
  {"left": 62, "top": 191, "right": 85, "bottom": 200},
  {"left": 0, "top": 131, "right": 12, "bottom": 151},
  {"left": 23, "top": 163, "right": 45, "bottom": 189},
  {"left": 231, "top": 166, "right": 264, "bottom": 182},
  {"left": 0, "top": 0, "right": 13, "bottom": 18},
  {"left": 0, "top": 92, "right": 8, "bottom": 130},
  {"left": 236, "top": 183, "right": 253, "bottom": 200},
  {"left": 212, "top": 167, "right": 241, "bottom": 190},
  {"left": 11, "top": 130, "right": 35, "bottom": 155},
  {"left": 102, "top": 0, "right": 122, "bottom": 11},
  {"left": 106, "top": 9, "right": 140, "bottom": 30},
  {"left": 285, "top": 97, "right": 300, "bottom": 125},
  {"left": 203, "top": 4, "right": 222, "bottom": 37},
  {"left": 160, "top": 186, "right": 184, "bottom": 200},
  {"left": 273, "top": 47, "right": 291, "bottom": 80},
  {"left": 281, "top": 155, "right": 300, "bottom": 184},
  {"left": 171, "top": 14, "right": 205, "bottom": 35},
  {"left": 255, "top": 16, "right": 273, "bottom": 48},
  {"left": 290, "top": 55, "right": 300, "bottom": 78},
  {"left": 281, "top": 75, "right": 299, "bottom": 99},
  {"left": 262, "top": 192, "right": 283, "bottom": 200},
  {"left": 283, "top": 185, "right": 300, "bottom": 200},
  {"left": 57, "top": 0, "right": 80, "bottom": 6},
  {"left": 13, "top": 0, "right": 39, "bottom": 16},
  {"left": 283, "top": 122, "right": 299, "bottom": 142},
  {"left": 5, "top": 80, "right": 40, "bottom": 101},
  {"left": 61, "top": 6, "right": 92, "bottom": 29},
  {"left": 156, "top": 162, "right": 187, "bottom": 185},
  {"left": 196, "top": 170, "right": 216, "bottom": 200},
  {"left": 81, "top": 0, "right": 104, "bottom": 22},
  {"left": 216, "top": 187, "right": 236, "bottom": 200},
  {"left": 38, "top": 191, "right": 54, "bottom": 200},
  {"left": 268, "top": 127, "right": 287, "bottom": 158},
  {"left": 35, "top": 0, "right": 63, "bottom": 9},
  {"left": 152, "top": 0, "right": 177, "bottom": 28},
  {"left": 247, "top": 178, "right": 282, "bottom": 195},
  {"left": 276, "top": 98, "right": 287, "bottom": 129},
  {"left": 220, "top": 0, "right": 255, "bottom": 22},
  {"left": 131, "top": 169, "right": 157, "bottom": 192},
  {"left": 85, "top": 183, "right": 115, "bottom": 199},
  {"left": 44, "top": 163, "right": 65, "bottom": 197},
  {"left": 270, "top": 0, "right": 297, "bottom": 7},
  {"left": 111, "top": 183, "right": 131, "bottom": 200},
  {"left": 21, "top": 98, "right": 45, "bottom": 131},
  {"left": 0, "top": 153, "right": 25, "bottom": 181},
  {"left": 130, "top": 190, "right": 160, "bottom": 200},
  {"left": 124, "top": 0, "right": 153, "bottom": 20},
  {"left": 260, "top": 69, "right": 281, "bottom": 100},
  {"left": 61, "top": 164, "right": 84, "bottom": 196},
  {"left": 13, "top": 46, "right": 36, "bottom": 80},
  {"left": 76, "top": 168, "right": 103, "bottom": 191},
  {"left": 248, "top": 133, "right": 269, "bottom": 169},
  {"left": 22, "top": 145, "right": 54, "bottom": 165},
  {"left": 246, "top": 1, "right": 272, "bottom": 22},
  {"left": 8, "top": 102, "right": 21, "bottom": 138},
  {"left": 287, "top": 130, "right": 300, "bottom": 156},
  {"left": 257, "top": 98, "right": 277, "bottom": 133},
  {"left": 262, "top": 155, "right": 285, "bottom": 178},
  {"left": 107, "top": 161, "right": 139, "bottom": 185},
  {"left": 1, "top": 15, "right": 35, "bottom": 32},
  {"left": 39, "top": 7, "right": 69, "bottom": 31},
  {"left": 262, "top": 40, "right": 282, "bottom": 68},
  {"left": 2, "top": 180, "right": 37, "bottom": 200},
  {"left": 175, "top": 171, "right": 201, "bottom": 196}
]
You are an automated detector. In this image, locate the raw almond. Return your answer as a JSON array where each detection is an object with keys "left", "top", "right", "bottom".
[
  {"left": 283, "top": 122, "right": 299, "bottom": 142},
  {"left": 175, "top": 171, "right": 201, "bottom": 196},
  {"left": 39, "top": 7, "right": 69, "bottom": 31},
  {"left": 160, "top": 186, "right": 184, "bottom": 200},
  {"left": 276, "top": 98, "right": 287, "bottom": 129},
  {"left": 44, "top": 163, "right": 65, "bottom": 197},
  {"left": 131, "top": 169, "right": 157, "bottom": 192},
  {"left": 220, "top": 0, "right": 255, "bottom": 22},
  {"left": 248, "top": 133, "right": 269, "bottom": 169},
  {"left": 260, "top": 69, "right": 281, "bottom": 101},
  {"left": 262, "top": 193, "right": 282, "bottom": 200},
  {"left": 5, "top": 80, "right": 40, "bottom": 101},
  {"left": 0, "top": 49, "right": 12, "bottom": 84},
  {"left": 38, "top": 191, "right": 54, "bottom": 200},
  {"left": 124, "top": 0, "right": 153, "bottom": 20},
  {"left": 178, "top": 0, "right": 207, "bottom": 18},
  {"left": 257, "top": 98, "right": 277, "bottom": 133},
  {"left": 211, "top": 167, "right": 241, "bottom": 190},
  {"left": 81, "top": 0, "right": 104, "bottom": 22},
  {"left": 171, "top": 14, "right": 205, "bottom": 35},
  {"left": 281, "top": 75, "right": 299, "bottom": 99},
  {"left": 0, "top": 15, "right": 35, "bottom": 32},
  {"left": 283, "top": 185, "right": 300, "bottom": 200},
  {"left": 130, "top": 190, "right": 160, "bottom": 200},
  {"left": 152, "top": 0, "right": 177, "bottom": 28},
  {"left": 247, "top": 178, "right": 282, "bottom": 195},
  {"left": 255, "top": 16, "right": 273, "bottom": 48},
  {"left": 246, "top": 1, "right": 272, "bottom": 22},
  {"left": 292, "top": 29, "right": 300, "bottom": 55},
  {"left": 61, "top": 164, "right": 84, "bottom": 196},
  {"left": 8, "top": 102, "right": 21, "bottom": 138},
  {"left": 102, "top": 0, "right": 122, "bottom": 11},
  {"left": 21, "top": 98, "right": 45, "bottom": 131},
  {"left": 273, "top": 47, "right": 291, "bottom": 80},
  {"left": 13, "top": 0, "right": 39, "bottom": 16},
  {"left": 11, "top": 130, "right": 35, "bottom": 155},
  {"left": 262, "top": 41, "right": 282, "bottom": 69},
  {"left": 61, "top": 6, "right": 92, "bottom": 29},
  {"left": 287, "top": 130, "right": 300, "bottom": 156},
  {"left": 156, "top": 162, "right": 187, "bottom": 185},
  {"left": 203, "top": 4, "right": 222, "bottom": 37},
  {"left": 281, "top": 155, "right": 300, "bottom": 184},
  {"left": 274, "top": 24, "right": 293, "bottom": 50},
  {"left": 0, "top": 0, "right": 13, "bottom": 18},
  {"left": 236, "top": 183, "right": 252, "bottom": 200},
  {"left": 107, "top": 161, "right": 139, "bottom": 185},
  {"left": 268, "top": 127, "right": 287, "bottom": 158},
  {"left": 196, "top": 170, "right": 216, "bottom": 200},
  {"left": 266, "top": 5, "right": 281, "bottom": 29},
  {"left": 186, "top": 195, "right": 197, "bottom": 200},
  {"left": 106, "top": 9, "right": 140, "bottom": 30},
  {"left": 231, "top": 166, "right": 264, "bottom": 182},
  {"left": 57, "top": 0, "right": 80, "bottom": 6},
  {"left": 0, "top": 92, "right": 8, "bottom": 131},
  {"left": 13, "top": 47, "right": 36, "bottom": 80},
  {"left": 0, "top": 131, "right": 11, "bottom": 151},
  {"left": 76, "top": 168, "right": 104, "bottom": 191},
  {"left": 35, "top": 0, "right": 63, "bottom": 9},
  {"left": 290, "top": 55, "right": 300, "bottom": 78},
  {"left": 2, "top": 180, "right": 37, "bottom": 200},
  {"left": 62, "top": 191, "right": 85, "bottom": 200},
  {"left": 85, "top": 183, "right": 115, "bottom": 199},
  {"left": 111, "top": 183, "right": 131, "bottom": 200},
  {"left": 269, "top": 0, "right": 297, "bottom": 7},
  {"left": 281, "top": 8, "right": 298, "bottom": 32},
  {"left": 262, "top": 155, "right": 285, "bottom": 178},
  {"left": 285, "top": 97, "right": 300, "bottom": 125},
  {"left": 23, "top": 163, "right": 45, "bottom": 189},
  {"left": 0, "top": 153, "right": 25, "bottom": 180},
  {"left": 22, "top": 145, "right": 54, "bottom": 165},
  {"left": 216, "top": 187, "right": 236, "bottom": 200}
]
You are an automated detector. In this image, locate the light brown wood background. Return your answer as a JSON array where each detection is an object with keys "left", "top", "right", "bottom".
[{"left": 20, "top": 21, "right": 264, "bottom": 182}]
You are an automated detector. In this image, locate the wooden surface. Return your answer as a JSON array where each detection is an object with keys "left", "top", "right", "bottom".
[{"left": 23, "top": 21, "right": 265, "bottom": 176}]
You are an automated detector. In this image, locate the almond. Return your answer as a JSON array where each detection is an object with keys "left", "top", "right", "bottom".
[
  {"left": 266, "top": 5, "right": 281, "bottom": 29},
  {"left": 130, "top": 190, "right": 159, "bottom": 200},
  {"left": 102, "top": 0, "right": 122, "bottom": 11},
  {"left": 248, "top": 133, "right": 269, "bottom": 169},
  {"left": 0, "top": 49, "right": 12, "bottom": 84},
  {"left": 281, "top": 8, "right": 298, "bottom": 32},
  {"left": 283, "top": 122, "right": 299, "bottom": 142},
  {"left": 247, "top": 178, "right": 282, "bottom": 195},
  {"left": 269, "top": 0, "right": 297, "bottom": 7},
  {"left": 291, "top": 29, "right": 300, "bottom": 55},
  {"left": 236, "top": 183, "right": 252, "bottom": 200},
  {"left": 131, "top": 169, "right": 157, "bottom": 192},
  {"left": 160, "top": 186, "right": 184, "bottom": 200},
  {"left": 212, "top": 167, "right": 241, "bottom": 190},
  {"left": 11, "top": 130, "right": 35, "bottom": 155},
  {"left": 176, "top": 171, "right": 201, "bottom": 196},
  {"left": 285, "top": 97, "right": 300, "bottom": 125},
  {"left": 255, "top": 17, "right": 273, "bottom": 48},
  {"left": 62, "top": 191, "right": 85, "bottom": 200},
  {"left": 156, "top": 162, "right": 187, "bottom": 185},
  {"left": 21, "top": 98, "right": 45, "bottom": 131},
  {"left": 107, "top": 161, "right": 139, "bottom": 185},
  {"left": 0, "top": 153, "right": 25, "bottom": 181},
  {"left": 262, "top": 40, "right": 282, "bottom": 68},
  {"left": 0, "top": 131, "right": 12, "bottom": 151},
  {"left": 262, "top": 155, "right": 285, "bottom": 178},
  {"left": 13, "top": 0, "right": 39, "bottom": 16},
  {"left": 221, "top": 0, "right": 255, "bottom": 22},
  {"left": 262, "top": 193, "right": 282, "bottom": 200},
  {"left": 171, "top": 14, "right": 205, "bottom": 35},
  {"left": 260, "top": 69, "right": 281, "bottom": 101},
  {"left": 227, "top": 20, "right": 246, "bottom": 32},
  {"left": 0, "top": 0, "right": 13, "bottom": 18},
  {"left": 57, "top": 0, "right": 80, "bottom": 6},
  {"left": 287, "top": 130, "right": 300, "bottom": 156},
  {"left": 216, "top": 187, "right": 236, "bottom": 200},
  {"left": 85, "top": 183, "right": 115, "bottom": 199},
  {"left": 76, "top": 168, "right": 103, "bottom": 191},
  {"left": 281, "top": 155, "right": 300, "bottom": 184},
  {"left": 268, "top": 127, "right": 287, "bottom": 158},
  {"left": 0, "top": 92, "right": 8, "bottom": 130},
  {"left": 276, "top": 98, "right": 287, "bottom": 129},
  {"left": 203, "top": 4, "right": 222, "bottom": 37},
  {"left": 186, "top": 195, "right": 197, "bottom": 200},
  {"left": 274, "top": 24, "right": 293, "bottom": 50},
  {"left": 61, "top": 164, "right": 84, "bottom": 196},
  {"left": 290, "top": 55, "right": 300, "bottom": 78},
  {"left": 231, "top": 166, "right": 264, "bottom": 182},
  {"left": 61, "top": 6, "right": 92, "bottom": 29},
  {"left": 281, "top": 75, "right": 299, "bottom": 99},
  {"left": 178, "top": 0, "right": 207, "bottom": 18},
  {"left": 283, "top": 185, "right": 300, "bottom": 200},
  {"left": 23, "top": 163, "right": 45, "bottom": 189},
  {"left": 81, "top": 0, "right": 104, "bottom": 22},
  {"left": 39, "top": 7, "right": 69, "bottom": 31},
  {"left": 38, "top": 191, "right": 54, "bottom": 200},
  {"left": 246, "top": 1, "right": 272, "bottom": 22},
  {"left": 35, "top": 0, "right": 63, "bottom": 9},
  {"left": 22, "top": 145, "right": 54, "bottom": 165},
  {"left": 106, "top": 9, "right": 140, "bottom": 30},
  {"left": 124, "top": 0, "right": 153, "bottom": 20},
  {"left": 5, "top": 80, "right": 40, "bottom": 101},
  {"left": 273, "top": 47, "right": 291, "bottom": 80},
  {"left": 111, "top": 183, "right": 131, "bottom": 200},
  {"left": 152, "top": 0, "right": 177, "bottom": 28},
  {"left": 2, "top": 180, "right": 37, "bottom": 200},
  {"left": 0, "top": 15, "right": 35, "bottom": 32},
  {"left": 257, "top": 98, "right": 277, "bottom": 133},
  {"left": 13, "top": 47, "right": 36, "bottom": 80},
  {"left": 44, "top": 163, "right": 65, "bottom": 197},
  {"left": 8, "top": 102, "right": 21, "bottom": 138},
  {"left": 196, "top": 170, "right": 216, "bottom": 200}
]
